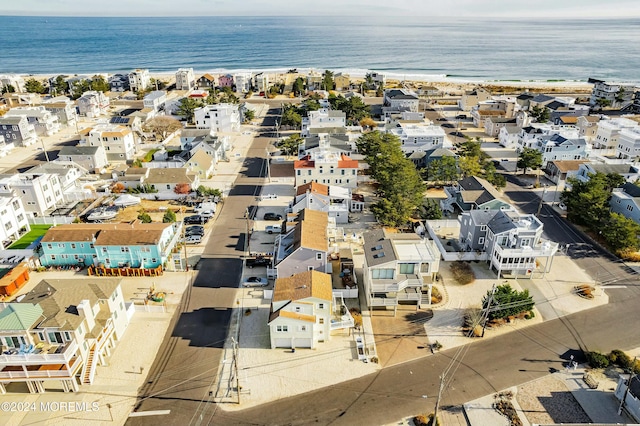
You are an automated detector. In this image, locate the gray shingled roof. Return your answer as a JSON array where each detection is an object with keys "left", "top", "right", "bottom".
[
  {"left": 58, "top": 145, "right": 100, "bottom": 156},
  {"left": 458, "top": 176, "right": 502, "bottom": 206},
  {"left": 363, "top": 230, "right": 397, "bottom": 266},
  {"left": 486, "top": 210, "right": 516, "bottom": 235},
  {"left": 469, "top": 209, "right": 499, "bottom": 226}
]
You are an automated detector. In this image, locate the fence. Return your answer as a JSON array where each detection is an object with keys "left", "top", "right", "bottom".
[
  {"left": 28, "top": 216, "right": 75, "bottom": 225},
  {"left": 425, "top": 219, "right": 488, "bottom": 262}
]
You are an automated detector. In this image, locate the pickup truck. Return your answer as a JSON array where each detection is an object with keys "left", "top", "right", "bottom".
[{"left": 266, "top": 225, "right": 282, "bottom": 234}]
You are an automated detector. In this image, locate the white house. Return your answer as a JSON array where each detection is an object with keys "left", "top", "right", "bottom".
[
  {"left": 40, "top": 96, "right": 78, "bottom": 127},
  {"left": 175, "top": 68, "right": 195, "bottom": 91},
  {"left": 294, "top": 151, "right": 359, "bottom": 189},
  {"left": 0, "top": 74, "right": 25, "bottom": 93},
  {"left": 253, "top": 72, "right": 269, "bottom": 93},
  {"left": 362, "top": 229, "right": 440, "bottom": 316},
  {"left": 56, "top": 145, "right": 108, "bottom": 173},
  {"left": 383, "top": 89, "right": 419, "bottom": 115},
  {"left": 144, "top": 168, "right": 199, "bottom": 198},
  {"left": 233, "top": 73, "right": 252, "bottom": 93},
  {"left": 535, "top": 134, "right": 590, "bottom": 166},
  {"left": 77, "top": 91, "right": 110, "bottom": 118},
  {"left": 128, "top": 69, "right": 150, "bottom": 92},
  {"left": 143, "top": 91, "right": 167, "bottom": 113},
  {"left": 589, "top": 78, "right": 637, "bottom": 108},
  {"left": 0, "top": 195, "right": 30, "bottom": 246},
  {"left": 0, "top": 172, "right": 64, "bottom": 218},
  {"left": 268, "top": 270, "right": 334, "bottom": 349},
  {"left": 4, "top": 106, "right": 60, "bottom": 136},
  {"left": 387, "top": 122, "right": 446, "bottom": 154},
  {"left": 194, "top": 104, "right": 241, "bottom": 133},
  {"left": 458, "top": 87, "right": 492, "bottom": 111},
  {"left": 287, "top": 182, "right": 355, "bottom": 224},
  {"left": 0, "top": 278, "right": 131, "bottom": 393},
  {"left": 301, "top": 109, "right": 347, "bottom": 137},
  {"left": 498, "top": 125, "right": 521, "bottom": 148},
  {"left": 593, "top": 117, "right": 639, "bottom": 151},
  {"left": 82, "top": 124, "right": 136, "bottom": 162},
  {"left": 616, "top": 127, "right": 640, "bottom": 160}
]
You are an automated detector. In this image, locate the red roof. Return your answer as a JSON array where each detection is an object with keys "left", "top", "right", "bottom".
[
  {"left": 338, "top": 154, "right": 358, "bottom": 169},
  {"left": 294, "top": 155, "right": 315, "bottom": 169}
]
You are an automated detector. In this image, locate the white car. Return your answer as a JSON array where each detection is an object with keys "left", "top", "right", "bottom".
[
  {"left": 558, "top": 202, "right": 567, "bottom": 211},
  {"left": 200, "top": 210, "right": 215, "bottom": 219},
  {"left": 243, "top": 277, "right": 268, "bottom": 287}
]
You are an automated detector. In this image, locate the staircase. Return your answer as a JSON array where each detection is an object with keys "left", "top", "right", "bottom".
[{"left": 82, "top": 344, "right": 97, "bottom": 385}]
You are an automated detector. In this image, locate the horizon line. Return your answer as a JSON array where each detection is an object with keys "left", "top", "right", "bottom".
[{"left": 1, "top": 14, "right": 640, "bottom": 19}]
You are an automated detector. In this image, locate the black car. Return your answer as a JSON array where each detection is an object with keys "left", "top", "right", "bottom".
[
  {"left": 263, "top": 212, "right": 283, "bottom": 221},
  {"left": 246, "top": 257, "right": 271, "bottom": 268},
  {"left": 184, "top": 215, "right": 206, "bottom": 224},
  {"left": 185, "top": 226, "right": 205, "bottom": 236}
]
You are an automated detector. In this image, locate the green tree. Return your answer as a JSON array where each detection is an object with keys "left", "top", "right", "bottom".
[
  {"left": 322, "top": 70, "right": 335, "bottom": 91},
  {"left": 419, "top": 199, "right": 443, "bottom": 220},
  {"left": 176, "top": 97, "right": 203, "bottom": 123},
  {"left": 482, "top": 284, "right": 534, "bottom": 321},
  {"left": 302, "top": 99, "right": 322, "bottom": 113},
  {"left": 517, "top": 147, "right": 543, "bottom": 175},
  {"left": 458, "top": 156, "right": 483, "bottom": 178},
  {"left": 364, "top": 73, "right": 374, "bottom": 90},
  {"left": 595, "top": 98, "right": 611, "bottom": 110},
  {"left": 530, "top": 105, "right": 550, "bottom": 123},
  {"left": 90, "top": 75, "right": 110, "bottom": 92},
  {"left": 561, "top": 172, "right": 613, "bottom": 228},
  {"left": 280, "top": 103, "right": 302, "bottom": 128},
  {"left": 425, "top": 156, "right": 459, "bottom": 184},
  {"left": 137, "top": 212, "right": 152, "bottom": 223},
  {"left": 329, "top": 95, "right": 371, "bottom": 124},
  {"left": 600, "top": 213, "right": 640, "bottom": 253},
  {"left": 1, "top": 84, "right": 16, "bottom": 94},
  {"left": 24, "top": 78, "right": 46, "bottom": 94},
  {"left": 292, "top": 77, "right": 305, "bottom": 96},
  {"left": 458, "top": 139, "right": 483, "bottom": 159},
  {"left": 615, "top": 87, "right": 626, "bottom": 105},
  {"left": 196, "top": 186, "right": 222, "bottom": 199},
  {"left": 70, "top": 79, "right": 92, "bottom": 99},
  {"left": 243, "top": 109, "right": 255, "bottom": 122},
  {"left": 277, "top": 134, "right": 304, "bottom": 156},
  {"left": 52, "top": 75, "right": 69, "bottom": 96},
  {"left": 162, "top": 210, "right": 177, "bottom": 223}
]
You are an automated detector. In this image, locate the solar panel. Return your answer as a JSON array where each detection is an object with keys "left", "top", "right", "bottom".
[{"left": 110, "top": 116, "right": 130, "bottom": 124}]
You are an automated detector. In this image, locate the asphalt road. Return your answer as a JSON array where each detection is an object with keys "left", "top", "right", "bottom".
[{"left": 126, "top": 109, "right": 278, "bottom": 425}]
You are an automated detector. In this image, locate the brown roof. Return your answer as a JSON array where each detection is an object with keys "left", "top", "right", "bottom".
[
  {"left": 145, "top": 168, "right": 196, "bottom": 184},
  {"left": 559, "top": 116, "right": 579, "bottom": 124},
  {"left": 337, "top": 154, "right": 358, "bottom": 169},
  {"left": 583, "top": 115, "right": 601, "bottom": 122},
  {"left": 293, "top": 209, "right": 328, "bottom": 252},
  {"left": 200, "top": 73, "right": 216, "bottom": 82},
  {"left": 548, "top": 160, "right": 588, "bottom": 173},
  {"left": 272, "top": 270, "right": 333, "bottom": 303},
  {"left": 41, "top": 223, "right": 173, "bottom": 245},
  {"left": 477, "top": 110, "right": 506, "bottom": 116},
  {"left": 296, "top": 182, "right": 329, "bottom": 196}
]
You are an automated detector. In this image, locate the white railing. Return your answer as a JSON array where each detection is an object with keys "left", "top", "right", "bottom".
[
  {"left": 0, "top": 340, "right": 78, "bottom": 366},
  {"left": 332, "top": 288, "right": 358, "bottom": 299},
  {"left": 396, "top": 292, "right": 421, "bottom": 301},
  {"left": 0, "top": 369, "right": 73, "bottom": 380},
  {"left": 370, "top": 297, "right": 398, "bottom": 306},
  {"left": 28, "top": 216, "right": 75, "bottom": 225},
  {"left": 494, "top": 242, "right": 559, "bottom": 258}
]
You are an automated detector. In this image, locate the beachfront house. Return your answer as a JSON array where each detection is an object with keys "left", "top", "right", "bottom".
[
  {"left": 128, "top": 69, "right": 150, "bottom": 92},
  {"left": 196, "top": 74, "right": 216, "bottom": 90},
  {"left": 294, "top": 151, "right": 358, "bottom": 189},
  {"left": 272, "top": 209, "right": 330, "bottom": 279},
  {"left": 108, "top": 74, "right": 130, "bottom": 92},
  {"left": 268, "top": 270, "right": 334, "bottom": 349},
  {"left": 470, "top": 99, "right": 516, "bottom": 128},
  {"left": 56, "top": 145, "right": 108, "bottom": 173},
  {"left": 218, "top": 74, "right": 233, "bottom": 88},
  {"left": 39, "top": 222, "right": 180, "bottom": 269},
  {"left": 194, "top": 104, "right": 240, "bottom": 133},
  {"left": 0, "top": 116, "right": 38, "bottom": 147},
  {"left": 0, "top": 278, "right": 131, "bottom": 393},
  {"left": 589, "top": 78, "right": 637, "bottom": 108},
  {"left": 0, "top": 74, "right": 25, "bottom": 93},
  {"left": 458, "top": 87, "right": 492, "bottom": 111},
  {"left": 362, "top": 229, "right": 440, "bottom": 316},
  {"left": 233, "top": 73, "right": 252, "bottom": 93},
  {"left": 382, "top": 89, "right": 419, "bottom": 117},
  {"left": 175, "top": 68, "right": 195, "bottom": 91}
]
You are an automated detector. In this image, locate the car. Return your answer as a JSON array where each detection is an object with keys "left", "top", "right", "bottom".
[
  {"left": 243, "top": 276, "right": 268, "bottom": 287},
  {"left": 246, "top": 257, "right": 271, "bottom": 268},
  {"left": 200, "top": 210, "right": 215, "bottom": 219},
  {"left": 455, "top": 114, "right": 467, "bottom": 119},
  {"left": 185, "top": 226, "right": 205, "bottom": 236},
  {"left": 266, "top": 225, "right": 282, "bottom": 234},
  {"left": 184, "top": 215, "right": 206, "bottom": 224},
  {"left": 185, "top": 235, "right": 202, "bottom": 244},
  {"left": 501, "top": 158, "right": 510, "bottom": 162},
  {"left": 263, "top": 212, "right": 283, "bottom": 221},
  {"left": 558, "top": 202, "right": 567, "bottom": 211}
]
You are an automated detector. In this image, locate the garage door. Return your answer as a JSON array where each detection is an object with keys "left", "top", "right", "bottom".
[
  {"left": 273, "top": 338, "right": 292, "bottom": 348},
  {"left": 292, "top": 338, "right": 312, "bottom": 349}
]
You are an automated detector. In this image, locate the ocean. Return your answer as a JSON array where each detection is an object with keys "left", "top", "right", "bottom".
[{"left": 1, "top": 15, "right": 639, "bottom": 83}]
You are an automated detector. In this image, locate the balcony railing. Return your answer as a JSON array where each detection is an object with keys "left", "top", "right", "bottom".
[
  {"left": 370, "top": 274, "right": 423, "bottom": 293},
  {"left": 370, "top": 297, "right": 398, "bottom": 307},
  {"left": 0, "top": 340, "right": 78, "bottom": 366}
]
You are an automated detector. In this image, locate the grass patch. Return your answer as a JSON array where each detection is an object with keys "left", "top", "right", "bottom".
[
  {"left": 142, "top": 148, "right": 160, "bottom": 162},
  {"left": 450, "top": 261, "right": 475, "bottom": 285},
  {"left": 9, "top": 225, "right": 52, "bottom": 249}
]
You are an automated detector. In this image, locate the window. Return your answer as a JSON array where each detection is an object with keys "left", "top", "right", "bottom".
[
  {"left": 520, "top": 239, "right": 531, "bottom": 247},
  {"left": 319, "top": 318, "right": 324, "bottom": 324},
  {"left": 102, "top": 247, "right": 107, "bottom": 253},
  {"left": 627, "top": 205, "right": 634, "bottom": 211},
  {"left": 308, "top": 266, "right": 314, "bottom": 271},
  {"left": 399, "top": 264, "right": 415, "bottom": 274},
  {"left": 121, "top": 247, "right": 130, "bottom": 253},
  {"left": 37, "top": 332, "right": 45, "bottom": 341},
  {"left": 151, "top": 258, "right": 157, "bottom": 263},
  {"left": 4, "top": 222, "right": 11, "bottom": 231},
  {"left": 371, "top": 269, "right": 394, "bottom": 279},
  {"left": 276, "top": 325, "right": 288, "bottom": 332},
  {"left": 480, "top": 225, "right": 487, "bottom": 231},
  {"left": 16, "top": 214, "right": 23, "bottom": 222},
  {"left": 318, "top": 303, "right": 325, "bottom": 309},
  {"left": 63, "top": 332, "right": 71, "bottom": 341},
  {"left": 71, "top": 243, "right": 76, "bottom": 249},
  {"left": 478, "top": 237, "right": 485, "bottom": 245},
  {"left": 316, "top": 253, "right": 322, "bottom": 260},
  {"left": 299, "top": 325, "right": 307, "bottom": 332}
]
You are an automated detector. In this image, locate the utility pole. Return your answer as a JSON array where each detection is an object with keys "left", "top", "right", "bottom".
[
  {"left": 432, "top": 374, "right": 445, "bottom": 425},
  {"left": 245, "top": 208, "right": 251, "bottom": 256},
  {"left": 232, "top": 337, "right": 240, "bottom": 404},
  {"left": 481, "top": 283, "right": 497, "bottom": 337},
  {"left": 536, "top": 186, "right": 548, "bottom": 217},
  {"left": 265, "top": 148, "right": 271, "bottom": 183},
  {"left": 182, "top": 206, "right": 188, "bottom": 271},
  {"left": 619, "top": 357, "right": 637, "bottom": 415}
]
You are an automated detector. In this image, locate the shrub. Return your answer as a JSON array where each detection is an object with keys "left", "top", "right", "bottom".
[
  {"left": 431, "top": 286, "right": 443, "bottom": 304},
  {"left": 137, "top": 212, "right": 152, "bottom": 223},
  {"left": 609, "top": 349, "right": 632, "bottom": 369},
  {"left": 413, "top": 413, "right": 440, "bottom": 426},
  {"left": 619, "top": 249, "right": 640, "bottom": 262},
  {"left": 586, "top": 351, "right": 610, "bottom": 368},
  {"left": 351, "top": 312, "right": 363, "bottom": 328},
  {"left": 524, "top": 310, "right": 535, "bottom": 320},
  {"left": 450, "top": 261, "right": 475, "bottom": 285}
]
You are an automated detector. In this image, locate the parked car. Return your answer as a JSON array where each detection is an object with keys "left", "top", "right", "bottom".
[
  {"left": 243, "top": 276, "right": 268, "bottom": 287},
  {"left": 200, "top": 210, "right": 215, "bottom": 219},
  {"left": 263, "top": 212, "right": 283, "bottom": 221},
  {"left": 246, "top": 257, "right": 271, "bottom": 268},
  {"left": 260, "top": 194, "right": 278, "bottom": 200},
  {"left": 184, "top": 215, "right": 206, "bottom": 224},
  {"left": 266, "top": 225, "right": 282, "bottom": 234},
  {"left": 455, "top": 114, "right": 467, "bottom": 119},
  {"left": 185, "top": 235, "right": 202, "bottom": 244},
  {"left": 186, "top": 226, "right": 205, "bottom": 236}
]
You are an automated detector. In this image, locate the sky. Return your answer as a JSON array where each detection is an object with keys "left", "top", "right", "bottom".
[{"left": 3, "top": 0, "right": 640, "bottom": 18}]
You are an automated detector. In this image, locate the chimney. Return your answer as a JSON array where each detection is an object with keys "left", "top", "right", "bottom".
[{"left": 76, "top": 300, "right": 95, "bottom": 332}]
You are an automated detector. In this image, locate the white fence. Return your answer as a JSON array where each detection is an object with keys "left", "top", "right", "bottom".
[
  {"left": 28, "top": 216, "right": 75, "bottom": 225},
  {"left": 333, "top": 288, "right": 358, "bottom": 299},
  {"left": 425, "top": 219, "right": 488, "bottom": 262}
]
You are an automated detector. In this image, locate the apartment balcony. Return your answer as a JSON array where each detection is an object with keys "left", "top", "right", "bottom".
[
  {"left": 493, "top": 241, "right": 559, "bottom": 259},
  {"left": 0, "top": 340, "right": 79, "bottom": 367},
  {"left": 369, "top": 297, "right": 398, "bottom": 307},
  {"left": 0, "top": 356, "right": 81, "bottom": 381}
]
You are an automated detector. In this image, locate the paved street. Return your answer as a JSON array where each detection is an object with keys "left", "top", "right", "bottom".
[{"left": 126, "top": 110, "right": 278, "bottom": 425}]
